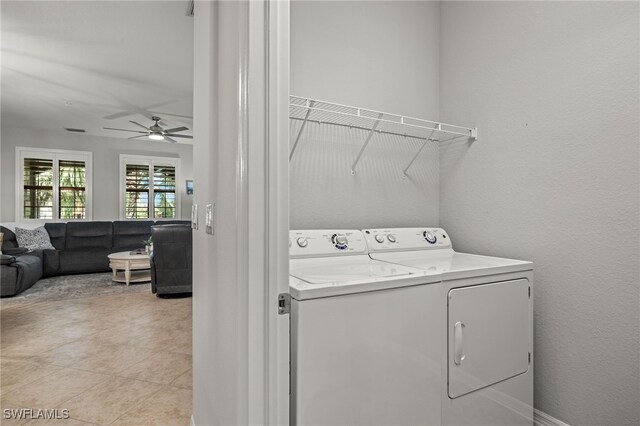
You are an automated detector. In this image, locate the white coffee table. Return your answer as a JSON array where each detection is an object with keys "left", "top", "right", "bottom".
[{"left": 108, "top": 251, "right": 151, "bottom": 285}]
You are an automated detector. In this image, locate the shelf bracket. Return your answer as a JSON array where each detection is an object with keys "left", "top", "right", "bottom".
[
  {"left": 289, "top": 100, "right": 315, "bottom": 161},
  {"left": 350, "top": 113, "right": 384, "bottom": 175},
  {"left": 402, "top": 128, "right": 438, "bottom": 178}
]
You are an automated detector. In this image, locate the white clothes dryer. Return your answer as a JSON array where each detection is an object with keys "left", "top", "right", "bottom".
[
  {"left": 289, "top": 229, "right": 441, "bottom": 426},
  {"left": 364, "top": 227, "right": 534, "bottom": 426}
]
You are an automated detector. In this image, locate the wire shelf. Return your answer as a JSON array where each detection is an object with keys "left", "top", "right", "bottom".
[{"left": 289, "top": 95, "right": 477, "bottom": 176}]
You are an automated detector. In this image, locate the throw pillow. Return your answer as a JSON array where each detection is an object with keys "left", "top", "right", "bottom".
[{"left": 15, "top": 226, "right": 55, "bottom": 250}]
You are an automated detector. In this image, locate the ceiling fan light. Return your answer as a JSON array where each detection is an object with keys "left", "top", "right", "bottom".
[{"left": 149, "top": 133, "right": 164, "bottom": 140}]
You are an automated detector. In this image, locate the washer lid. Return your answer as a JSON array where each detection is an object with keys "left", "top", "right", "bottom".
[
  {"left": 370, "top": 251, "right": 533, "bottom": 281},
  {"left": 289, "top": 255, "right": 437, "bottom": 300}
]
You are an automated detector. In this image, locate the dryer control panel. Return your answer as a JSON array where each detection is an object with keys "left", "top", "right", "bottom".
[
  {"left": 289, "top": 230, "right": 368, "bottom": 258},
  {"left": 363, "top": 228, "right": 452, "bottom": 252}
]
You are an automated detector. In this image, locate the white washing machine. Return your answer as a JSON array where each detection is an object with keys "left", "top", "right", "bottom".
[
  {"left": 289, "top": 229, "right": 442, "bottom": 426},
  {"left": 364, "top": 227, "right": 534, "bottom": 426}
]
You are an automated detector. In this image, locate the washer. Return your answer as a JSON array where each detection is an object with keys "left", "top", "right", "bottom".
[
  {"left": 289, "top": 229, "right": 441, "bottom": 426},
  {"left": 364, "top": 227, "right": 534, "bottom": 426}
]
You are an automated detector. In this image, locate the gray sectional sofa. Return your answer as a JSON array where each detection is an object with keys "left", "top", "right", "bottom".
[{"left": 0, "top": 220, "right": 189, "bottom": 297}]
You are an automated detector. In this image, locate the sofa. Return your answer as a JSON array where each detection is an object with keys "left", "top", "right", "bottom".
[
  {"left": 1, "top": 253, "right": 43, "bottom": 297},
  {"left": 150, "top": 224, "right": 193, "bottom": 296},
  {"left": 1, "top": 220, "right": 190, "bottom": 297}
]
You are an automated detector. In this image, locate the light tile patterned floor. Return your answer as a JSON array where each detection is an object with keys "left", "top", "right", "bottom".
[{"left": 1, "top": 291, "right": 192, "bottom": 425}]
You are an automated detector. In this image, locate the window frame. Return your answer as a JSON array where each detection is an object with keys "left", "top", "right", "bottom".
[
  {"left": 15, "top": 147, "right": 93, "bottom": 221},
  {"left": 119, "top": 154, "right": 181, "bottom": 221}
]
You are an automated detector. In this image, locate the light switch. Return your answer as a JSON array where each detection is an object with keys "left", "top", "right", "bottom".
[
  {"left": 205, "top": 203, "right": 214, "bottom": 235},
  {"left": 191, "top": 204, "right": 198, "bottom": 230}
]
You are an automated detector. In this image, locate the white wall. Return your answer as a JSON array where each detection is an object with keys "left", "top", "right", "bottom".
[
  {"left": 439, "top": 2, "right": 639, "bottom": 425},
  {"left": 1, "top": 126, "right": 194, "bottom": 222},
  {"left": 290, "top": 1, "right": 441, "bottom": 229}
]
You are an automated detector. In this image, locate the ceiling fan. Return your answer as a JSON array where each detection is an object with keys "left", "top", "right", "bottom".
[{"left": 104, "top": 116, "right": 192, "bottom": 143}]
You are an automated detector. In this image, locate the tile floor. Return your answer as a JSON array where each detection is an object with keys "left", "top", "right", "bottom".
[{"left": 1, "top": 291, "right": 192, "bottom": 425}]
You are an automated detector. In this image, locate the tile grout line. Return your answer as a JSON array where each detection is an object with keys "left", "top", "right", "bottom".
[
  {"left": 0, "top": 363, "right": 64, "bottom": 396},
  {"left": 104, "top": 381, "right": 169, "bottom": 426}
]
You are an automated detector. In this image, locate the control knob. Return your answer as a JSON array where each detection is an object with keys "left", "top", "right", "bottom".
[
  {"left": 332, "top": 234, "right": 348, "bottom": 250},
  {"left": 387, "top": 234, "right": 396, "bottom": 243},
  {"left": 375, "top": 235, "right": 384, "bottom": 243},
  {"left": 297, "top": 237, "right": 308, "bottom": 248},
  {"left": 423, "top": 231, "right": 437, "bottom": 244}
]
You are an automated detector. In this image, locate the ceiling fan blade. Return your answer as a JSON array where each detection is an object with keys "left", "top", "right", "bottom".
[
  {"left": 104, "top": 100, "right": 174, "bottom": 121},
  {"left": 128, "top": 135, "right": 148, "bottom": 140},
  {"left": 103, "top": 127, "right": 147, "bottom": 133},
  {"left": 164, "top": 136, "right": 178, "bottom": 143},
  {"left": 154, "top": 111, "right": 194, "bottom": 119},
  {"left": 104, "top": 111, "right": 133, "bottom": 120},
  {"left": 165, "top": 134, "right": 193, "bottom": 139},
  {"left": 130, "top": 120, "right": 150, "bottom": 130},
  {"left": 164, "top": 126, "right": 189, "bottom": 133}
]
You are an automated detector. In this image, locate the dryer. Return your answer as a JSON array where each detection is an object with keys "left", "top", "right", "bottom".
[
  {"left": 364, "top": 227, "right": 534, "bottom": 426},
  {"left": 289, "top": 229, "right": 441, "bottom": 426}
]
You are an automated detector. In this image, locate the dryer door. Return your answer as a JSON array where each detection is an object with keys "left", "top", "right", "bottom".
[{"left": 448, "top": 279, "right": 530, "bottom": 399}]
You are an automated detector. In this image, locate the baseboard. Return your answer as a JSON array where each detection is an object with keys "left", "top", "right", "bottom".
[
  {"left": 189, "top": 405, "right": 561, "bottom": 426},
  {"left": 534, "top": 409, "right": 570, "bottom": 426},
  {"left": 190, "top": 407, "right": 561, "bottom": 426}
]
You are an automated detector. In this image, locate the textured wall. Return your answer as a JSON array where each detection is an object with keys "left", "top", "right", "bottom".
[
  {"left": 1, "top": 126, "right": 194, "bottom": 221},
  {"left": 439, "top": 2, "right": 640, "bottom": 425},
  {"left": 290, "top": 1, "right": 441, "bottom": 229}
]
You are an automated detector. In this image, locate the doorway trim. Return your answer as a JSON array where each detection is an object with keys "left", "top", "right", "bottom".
[
  {"left": 265, "top": 1, "right": 291, "bottom": 424},
  {"left": 191, "top": 1, "right": 289, "bottom": 425}
]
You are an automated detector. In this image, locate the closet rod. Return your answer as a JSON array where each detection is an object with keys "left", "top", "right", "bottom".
[
  {"left": 290, "top": 97, "right": 475, "bottom": 134},
  {"left": 291, "top": 104, "right": 473, "bottom": 139},
  {"left": 290, "top": 117, "right": 431, "bottom": 142}
]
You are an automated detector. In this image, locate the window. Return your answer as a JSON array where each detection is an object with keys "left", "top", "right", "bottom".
[
  {"left": 125, "top": 164, "right": 150, "bottom": 219},
  {"left": 153, "top": 165, "right": 177, "bottom": 219},
  {"left": 22, "top": 158, "right": 53, "bottom": 219},
  {"left": 120, "top": 155, "right": 180, "bottom": 220},
  {"left": 59, "top": 160, "right": 87, "bottom": 219},
  {"left": 16, "top": 148, "right": 92, "bottom": 220}
]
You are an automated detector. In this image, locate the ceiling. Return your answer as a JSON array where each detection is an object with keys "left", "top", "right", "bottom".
[{"left": 1, "top": 1, "right": 194, "bottom": 143}]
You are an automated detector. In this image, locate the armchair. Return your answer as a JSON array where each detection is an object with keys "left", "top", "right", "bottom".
[{"left": 149, "top": 224, "right": 193, "bottom": 296}]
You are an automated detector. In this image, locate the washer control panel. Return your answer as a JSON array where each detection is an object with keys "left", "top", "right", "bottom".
[
  {"left": 290, "top": 230, "right": 368, "bottom": 258},
  {"left": 363, "top": 228, "right": 452, "bottom": 252}
]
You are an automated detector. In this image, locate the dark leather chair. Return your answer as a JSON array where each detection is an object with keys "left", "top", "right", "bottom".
[{"left": 149, "top": 224, "right": 192, "bottom": 296}]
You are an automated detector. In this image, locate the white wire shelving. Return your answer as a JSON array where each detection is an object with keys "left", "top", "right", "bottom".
[{"left": 289, "top": 95, "right": 478, "bottom": 176}]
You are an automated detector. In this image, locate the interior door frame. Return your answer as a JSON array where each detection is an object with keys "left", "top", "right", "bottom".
[
  {"left": 265, "top": 1, "right": 291, "bottom": 424},
  {"left": 248, "top": 0, "right": 291, "bottom": 423},
  {"left": 191, "top": 1, "right": 290, "bottom": 425},
  {"left": 246, "top": 1, "right": 290, "bottom": 423}
]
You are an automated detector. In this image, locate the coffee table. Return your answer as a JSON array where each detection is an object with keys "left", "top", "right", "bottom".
[{"left": 108, "top": 251, "right": 151, "bottom": 285}]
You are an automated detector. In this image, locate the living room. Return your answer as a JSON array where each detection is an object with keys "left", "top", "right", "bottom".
[{"left": 1, "top": 2, "right": 195, "bottom": 424}]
